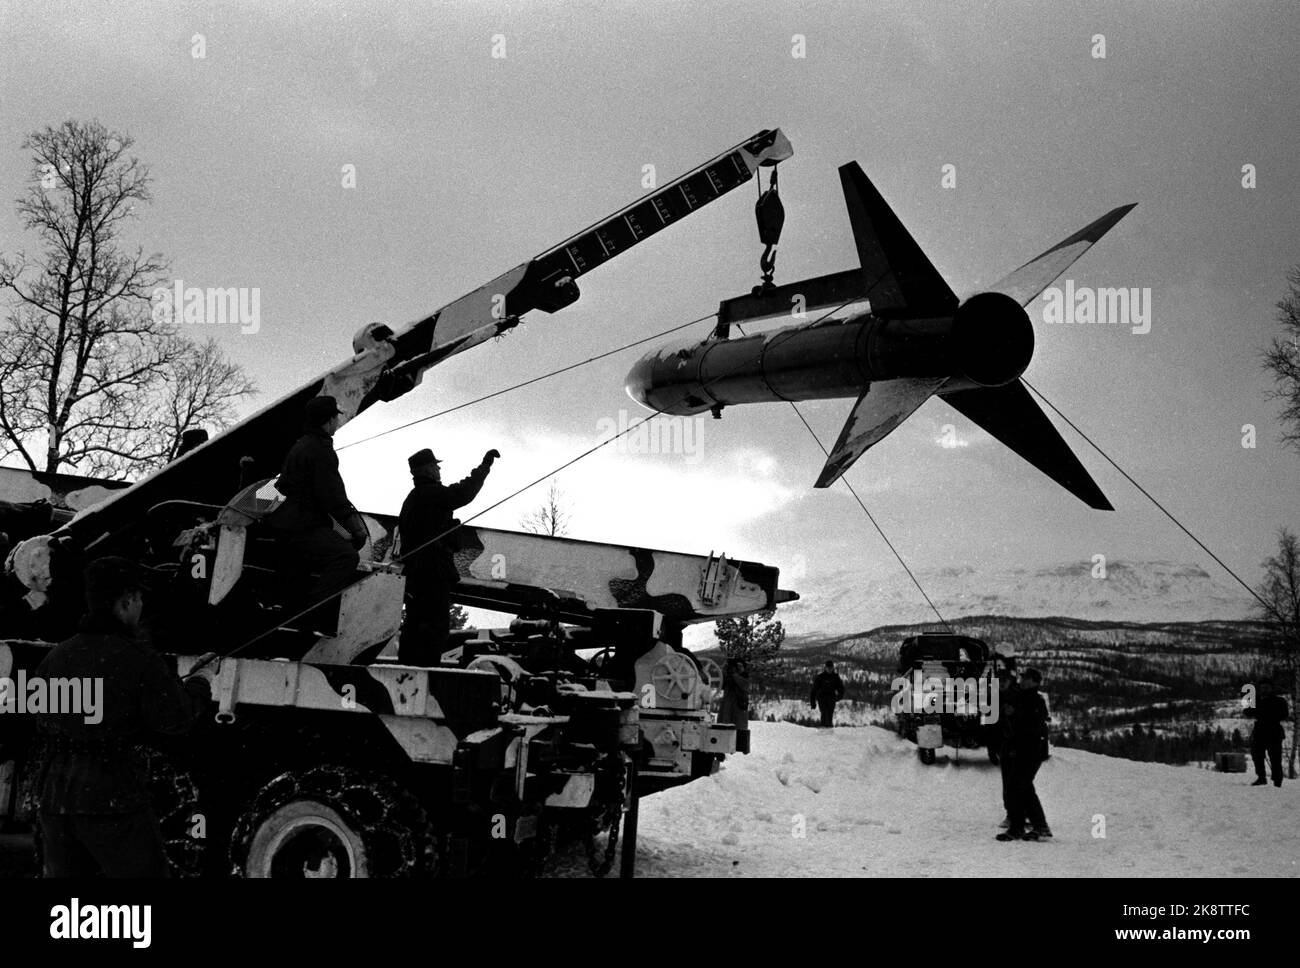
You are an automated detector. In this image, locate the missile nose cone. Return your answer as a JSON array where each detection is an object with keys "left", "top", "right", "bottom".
[{"left": 624, "top": 351, "right": 656, "bottom": 409}]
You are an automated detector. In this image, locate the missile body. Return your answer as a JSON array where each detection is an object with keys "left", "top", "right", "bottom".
[{"left": 626, "top": 291, "right": 1033, "bottom": 416}]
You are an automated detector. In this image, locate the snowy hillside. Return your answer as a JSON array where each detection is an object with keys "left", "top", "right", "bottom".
[
  {"left": 569, "top": 723, "right": 1299, "bottom": 877},
  {"left": 775, "top": 559, "right": 1257, "bottom": 638}
]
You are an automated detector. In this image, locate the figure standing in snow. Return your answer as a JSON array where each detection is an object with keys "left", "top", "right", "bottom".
[
  {"left": 718, "top": 658, "right": 751, "bottom": 753},
  {"left": 991, "top": 656, "right": 1018, "bottom": 825},
  {"left": 809, "top": 660, "right": 845, "bottom": 728},
  {"left": 996, "top": 666, "right": 1051, "bottom": 841},
  {"left": 1244, "top": 676, "right": 1289, "bottom": 787}
]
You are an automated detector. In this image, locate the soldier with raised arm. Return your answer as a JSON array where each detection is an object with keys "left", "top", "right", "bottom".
[{"left": 396, "top": 447, "right": 499, "bottom": 665}]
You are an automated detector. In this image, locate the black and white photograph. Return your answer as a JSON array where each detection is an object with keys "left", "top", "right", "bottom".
[{"left": 0, "top": 0, "right": 1295, "bottom": 950}]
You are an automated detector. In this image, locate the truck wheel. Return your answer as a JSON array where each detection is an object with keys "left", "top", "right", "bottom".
[
  {"left": 918, "top": 747, "right": 936, "bottom": 765},
  {"left": 229, "top": 765, "right": 435, "bottom": 878},
  {"left": 987, "top": 747, "right": 1000, "bottom": 765}
]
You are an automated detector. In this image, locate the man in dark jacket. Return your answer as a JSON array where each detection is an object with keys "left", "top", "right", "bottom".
[
  {"left": 1245, "top": 676, "right": 1289, "bottom": 787},
  {"left": 269, "top": 396, "right": 369, "bottom": 610},
  {"left": 809, "top": 661, "right": 844, "bottom": 728},
  {"left": 996, "top": 667, "right": 1051, "bottom": 841},
  {"left": 34, "top": 557, "right": 210, "bottom": 877},
  {"left": 396, "top": 447, "right": 498, "bottom": 665},
  {"left": 718, "top": 658, "right": 751, "bottom": 753}
]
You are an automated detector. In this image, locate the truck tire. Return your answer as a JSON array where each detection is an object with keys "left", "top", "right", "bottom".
[
  {"left": 229, "top": 765, "right": 435, "bottom": 878},
  {"left": 917, "top": 747, "right": 936, "bottom": 765}
]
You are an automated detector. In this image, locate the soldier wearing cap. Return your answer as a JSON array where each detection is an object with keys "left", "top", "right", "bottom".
[
  {"left": 269, "top": 395, "right": 369, "bottom": 610},
  {"left": 33, "top": 556, "right": 211, "bottom": 877},
  {"left": 396, "top": 446, "right": 499, "bottom": 665}
]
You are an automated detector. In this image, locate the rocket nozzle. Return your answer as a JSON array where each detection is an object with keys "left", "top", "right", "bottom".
[{"left": 952, "top": 291, "right": 1034, "bottom": 388}]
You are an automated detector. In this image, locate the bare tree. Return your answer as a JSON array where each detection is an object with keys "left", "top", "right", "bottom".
[
  {"left": 0, "top": 119, "right": 254, "bottom": 478},
  {"left": 1264, "top": 266, "right": 1300, "bottom": 453},
  {"left": 1255, "top": 527, "right": 1300, "bottom": 778},
  {"left": 520, "top": 479, "right": 569, "bottom": 537},
  {"left": 160, "top": 337, "right": 255, "bottom": 462},
  {"left": 714, "top": 609, "right": 786, "bottom": 676}
]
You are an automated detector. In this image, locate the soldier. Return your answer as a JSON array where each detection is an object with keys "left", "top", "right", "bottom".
[
  {"left": 269, "top": 395, "right": 369, "bottom": 611},
  {"left": 33, "top": 556, "right": 211, "bottom": 877},
  {"left": 718, "top": 658, "right": 751, "bottom": 753},
  {"left": 996, "top": 666, "right": 1052, "bottom": 841},
  {"left": 396, "top": 447, "right": 499, "bottom": 665},
  {"left": 991, "top": 656, "right": 1019, "bottom": 824},
  {"left": 1245, "top": 676, "right": 1289, "bottom": 787},
  {"left": 809, "top": 660, "right": 844, "bottom": 728}
]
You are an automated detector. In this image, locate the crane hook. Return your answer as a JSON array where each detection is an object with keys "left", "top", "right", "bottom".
[{"left": 753, "top": 166, "right": 784, "bottom": 294}]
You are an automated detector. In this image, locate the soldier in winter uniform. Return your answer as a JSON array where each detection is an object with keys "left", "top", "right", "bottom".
[
  {"left": 1245, "top": 676, "right": 1289, "bottom": 787},
  {"left": 396, "top": 447, "right": 499, "bottom": 665},
  {"left": 809, "top": 660, "right": 845, "bottom": 728},
  {"left": 269, "top": 395, "right": 369, "bottom": 608},
  {"left": 718, "top": 658, "right": 751, "bottom": 753},
  {"left": 33, "top": 557, "right": 211, "bottom": 877},
  {"left": 996, "top": 666, "right": 1052, "bottom": 841}
]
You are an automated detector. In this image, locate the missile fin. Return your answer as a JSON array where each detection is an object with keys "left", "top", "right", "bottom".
[
  {"left": 815, "top": 377, "right": 946, "bottom": 488},
  {"left": 838, "top": 163, "right": 958, "bottom": 313},
  {"left": 940, "top": 379, "right": 1113, "bottom": 510},
  {"left": 989, "top": 203, "right": 1136, "bottom": 308}
]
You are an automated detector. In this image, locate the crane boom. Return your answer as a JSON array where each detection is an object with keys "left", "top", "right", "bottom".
[{"left": 55, "top": 129, "right": 793, "bottom": 552}]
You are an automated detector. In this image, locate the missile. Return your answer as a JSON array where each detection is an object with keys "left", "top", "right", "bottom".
[{"left": 625, "top": 162, "right": 1134, "bottom": 508}]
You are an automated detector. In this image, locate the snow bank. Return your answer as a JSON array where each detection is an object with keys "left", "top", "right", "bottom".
[{"left": 595, "top": 722, "right": 1299, "bottom": 878}]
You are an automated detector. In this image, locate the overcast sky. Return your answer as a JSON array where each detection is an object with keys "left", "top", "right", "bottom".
[{"left": 2, "top": 0, "right": 1297, "bottom": 622}]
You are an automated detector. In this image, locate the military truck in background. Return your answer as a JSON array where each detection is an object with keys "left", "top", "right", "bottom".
[{"left": 894, "top": 631, "right": 1012, "bottom": 765}]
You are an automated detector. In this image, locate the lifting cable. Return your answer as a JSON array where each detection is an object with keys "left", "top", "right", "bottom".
[
  {"left": 734, "top": 321, "right": 952, "bottom": 631},
  {"left": 215, "top": 299, "right": 864, "bottom": 663},
  {"left": 1022, "top": 377, "right": 1273, "bottom": 615},
  {"left": 336, "top": 312, "right": 718, "bottom": 453},
  {"left": 218, "top": 299, "right": 1270, "bottom": 666},
  {"left": 216, "top": 395, "right": 681, "bottom": 662},
  {"left": 215, "top": 272, "right": 951, "bottom": 662}
]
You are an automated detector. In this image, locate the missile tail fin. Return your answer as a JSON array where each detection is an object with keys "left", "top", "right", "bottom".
[
  {"left": 940, "top": 379, "right": 1112, "bottom": 510},
  {"left": 989, "top": 203, "right": 1137, "bottom": 308},
  {"left": 815, "top": 377, "right": 947, "bottom": 488},
  {"left": 838, "top": 163, "right": 958, "bottom": 313}
]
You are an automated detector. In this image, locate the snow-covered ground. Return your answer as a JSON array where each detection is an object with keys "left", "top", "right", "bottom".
[{"left": 570, "top": 722, "right": 1299, "bottom": 877}]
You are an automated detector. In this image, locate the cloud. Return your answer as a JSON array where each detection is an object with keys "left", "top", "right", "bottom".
[{"left": 338, "top": 414, "right": 799, "bottom": 558}]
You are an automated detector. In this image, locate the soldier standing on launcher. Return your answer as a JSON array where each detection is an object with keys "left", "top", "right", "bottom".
[
  {"left": 269, "top": 395, "right": 369, "bottom": 613},
  {"left": 396, "top": 447, "right": 499, "bottom": 665}
]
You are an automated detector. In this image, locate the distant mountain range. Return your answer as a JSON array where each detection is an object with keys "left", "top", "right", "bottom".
[{"left": 773, "top": 558, "right": 1258, "bottom": 641}]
